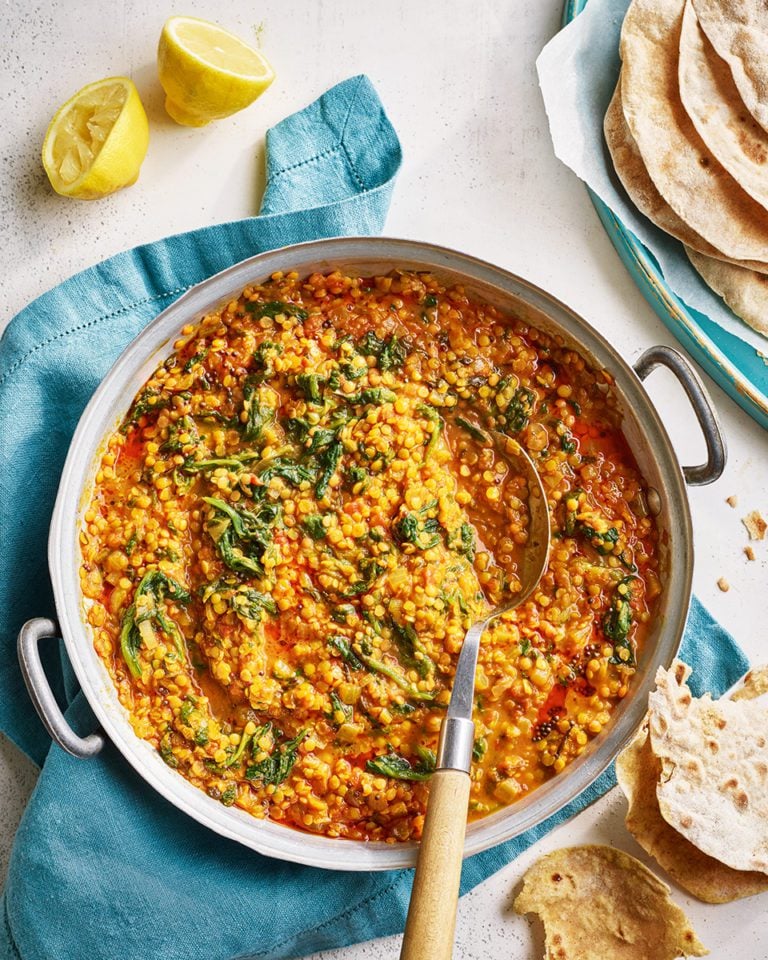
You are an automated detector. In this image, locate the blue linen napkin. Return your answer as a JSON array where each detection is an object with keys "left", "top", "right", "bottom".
[{"left": 0, "top": 74, "right": 750, "bottom": 960}]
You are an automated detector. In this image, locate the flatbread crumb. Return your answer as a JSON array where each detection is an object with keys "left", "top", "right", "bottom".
[
  {"left": 743, "top": 510, "right": 767, "bottom": 541},
  {"left": 726, "top": 495, "right": 738, "bottom": 508},
  {"left": 733, "top": 665, "right": 768, "bottom": 702},
  {"left": 745, "top": 546, "right": 756, "bottom": 561},
  {"left": 717, "top": 577, "right": 730, "bottom": 592}
]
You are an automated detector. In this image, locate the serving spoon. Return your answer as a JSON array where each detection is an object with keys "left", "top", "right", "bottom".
[{"left": 400, "top": 433, "right": 551, "bottom": 960}]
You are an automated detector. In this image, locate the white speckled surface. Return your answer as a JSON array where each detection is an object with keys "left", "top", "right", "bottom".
[{"left": 2, "top": 0, "right": 768, "bottom": 956}]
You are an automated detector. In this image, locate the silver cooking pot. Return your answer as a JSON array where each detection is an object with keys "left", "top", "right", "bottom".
[{"left": 18, "top": 237, "right": 725, "bottom": 871}]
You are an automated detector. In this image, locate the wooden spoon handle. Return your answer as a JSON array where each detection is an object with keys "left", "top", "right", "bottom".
[{"left": 400, "top": 768, "right": 471, "bottom": 960}]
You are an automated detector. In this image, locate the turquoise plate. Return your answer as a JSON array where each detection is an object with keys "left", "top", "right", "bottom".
[{"left": 562, "top": 0, "right": 768, "bottom": 429}]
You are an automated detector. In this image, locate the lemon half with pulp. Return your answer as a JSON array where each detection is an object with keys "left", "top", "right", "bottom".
[
  {"left": 42, "top": 77, "right": 149, "bottom": 200},
  {"left": 158, "top": 16, "right": 275, "bottom": 127}
]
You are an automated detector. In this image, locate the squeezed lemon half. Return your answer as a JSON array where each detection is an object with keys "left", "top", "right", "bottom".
[
  {"left": 42, "top": 77, "right": 149, "bottom": 200},
  {"left": 157, "top": 16, "right": 275, "bottom": 126}
]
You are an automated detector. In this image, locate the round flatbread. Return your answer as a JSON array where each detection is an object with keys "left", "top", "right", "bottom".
[
  {"left": 679, "top": 0, "right": 768, "bottom": 212},
  {"left": 513, "top": 845, "right": 707, "bottom": 959},
  {"left": 691, "top": 0, "right": 768, "bottom": 135},
  {"left": 648, "top": 661, "right": 768, "bottom": 875},
  {"left": 686, "top": 246, "right": 768, "bottom": 336},
  {"left": 605, "top": 81, "right": 768, "bottom": 273},
  {"left": 617, "top": 719, "right": 768, "bottom": 903},
  {"left": 620, "top": 0, "right": 768, "bottom": 261}
]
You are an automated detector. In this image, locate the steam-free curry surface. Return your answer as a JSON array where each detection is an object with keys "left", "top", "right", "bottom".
[{"left": 80, "top": 270, "right": 659, "bottom": 842}]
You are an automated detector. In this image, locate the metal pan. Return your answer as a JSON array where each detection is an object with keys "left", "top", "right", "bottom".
[{"left": 18, "top": 237, "right": 725, "bottom": 871}]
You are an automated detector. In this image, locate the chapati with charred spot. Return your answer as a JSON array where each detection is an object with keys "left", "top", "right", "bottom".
[
  {"left": 648, "top": 661, "right": 768, "bottom": 875},
  {"left": 513, "top": 845, "right": 708, "bottom": 959}
]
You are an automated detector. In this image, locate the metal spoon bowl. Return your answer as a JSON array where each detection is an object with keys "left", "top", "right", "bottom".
[
  {"left": 400, "top": 433, "right": 550, "bottom": 960},
  {"left": 438, "top": 432, "right": 551, "bottom": 770}
]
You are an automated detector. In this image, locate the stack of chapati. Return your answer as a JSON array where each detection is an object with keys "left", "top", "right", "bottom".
[
  {"left": 617, "top": 661, "right": 768, "bottom": 904},
  {"left": 605, "top": 0, "right": 768, "bottom": 337}
]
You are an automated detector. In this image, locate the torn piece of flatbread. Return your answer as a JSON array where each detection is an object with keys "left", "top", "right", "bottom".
[
  {"left": 617, "top": 719, "right": 768, "bottom": 902},
  {"left": 648, "top": 661, "right": 768, "bottom": 874},
  {"left": 514, "top": 845, "right": 707, "bottom": 958}
]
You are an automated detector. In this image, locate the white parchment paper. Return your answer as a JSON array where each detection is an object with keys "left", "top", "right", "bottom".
[{"left": 536, "top": 0, "right": 767, "bottom": 353}]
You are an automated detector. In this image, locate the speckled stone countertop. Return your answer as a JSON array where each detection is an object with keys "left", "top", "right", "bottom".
[{"left": 2, "top": 1, "right": 768, "bottom": 957}]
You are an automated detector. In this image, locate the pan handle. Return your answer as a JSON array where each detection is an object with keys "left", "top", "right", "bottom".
[
  {"left": 18, "top": 618, "right": 104, "bottom": 759},
  {"left": 634, "top": 345, "right": 726, "bottom": 486}
]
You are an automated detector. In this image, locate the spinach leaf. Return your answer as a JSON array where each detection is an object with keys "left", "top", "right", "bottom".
[
  {"left": 454, "top": 416, "right": 488, "bottom": 443},
  {"left": 161, "top": 415, "right": 199, "bottom": 453},
  {"left": 301, "top": 514, "right": 327, "bottom": 540},
  {"left": 605, "top": 577, "right": 635, "bottom": 666},
  {"left": 245, "top": 300, "right": 308, "bottom": 320},
  {"left": 328, "top": 635, "right": 435, "bottom": 701},
  {"left": 306, "top": 427, "right": 337, "bottom": 454},
  {"left": 564, "top": 488, "right": 584, "bottom": 537},
  {"left": 258, "top": 457, "right": 315, "bottom": 486},
  {"left": 580, "top": 524, "right": 620, "bottom": 556},
  {"left": 159, "top": 733, "right": 179, "bottom": 768},
  {"left": 124, "top": 389, "right": 170, "bottom": 430},
  {"left": 393, "top": 502, "right": 441, "bottom": 550},
  {"left": 222, "top": 728, "right": 257, "bottom": 769},
  {"left": 242, "top": 379, "right": 275, "bottom": 441},
  {"left": 183, "top": 348, "right": 209, "bottom": 373},
  {"left": 230, "top": 588, "right": 277, "bottom": 621},
  {"left": 330, "top": 556, "right": 384, "bottom": 600},
  {"left": 390, "top": 620, "right": 434, "bottom": 678},
  {"left": 220, "top": 784, "right": 238, "bottom": 806},
  {"left": 357, "top": 652, "right": 436, "bottom": 701},
  {"left": 249, "top": 341, "right": 283, "bottom": 384},
  {"left": 379, "top": 337, "right": 409, "bottom": 371},
  {"left": 245, "top": 728, "right": 307, "bottom": 785},
  {"left": 417, "top": 403, "right": 443, "bottom": 457},
  {"left": 366, "top": 748, "right": 434, "bottom": 781},
  {"left": 283, "top": 416, "right": 311, "bottom": 440},
  {"left": 331, "top": 604, "right": 356, "bottom": 624},
  {"left": 327, "top": 692, "right": 353, "bottom": 726},
  {"left": 296, "top": 373, "right": 325, "bottom": 404},
  {"left": 202, "top": 497, "right": 279, "bottom": 539},
  {"left": 356, "top": 332, "right": 409, "bottom": 371},
  {"left": 448, "top": 522, "right": 476, "bottom": 560},
  {"left": 214, "top": 529, "right": 264, "bottom": 576},
  {"left": 203, "top": 497, "right": 279, "bottom": 577},
  {"left": 497, "top": 385, "right": 536, "bottom": 434},
  {"left": 119, "top": 571, "right": 190, "bottom": 678},
  {"left": 340, "top": 360, "right": 367, "bottom": 380},
  {"left": 328, "top": 635, "right": 364, "bottom": 670},
  {"left": 345, "top": 464, "right": 368, "bottom": 491},
  {"left": 391, "top": 702, "right": 416, "bottom": 716},
  {"left": 347, "top": 387, "right": 397, "bottom": 406},
  {"left": 315, "top": 440, "right": 343, "bottom": 498}
]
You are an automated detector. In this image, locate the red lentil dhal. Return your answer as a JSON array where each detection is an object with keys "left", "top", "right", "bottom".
[{"left": 80, "top": 269, "right": 660, "bottom": 842}]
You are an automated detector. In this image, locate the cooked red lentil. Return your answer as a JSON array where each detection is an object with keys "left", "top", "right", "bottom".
[{"left": 80, "top": 269, "right": 660, "bottom": 842}]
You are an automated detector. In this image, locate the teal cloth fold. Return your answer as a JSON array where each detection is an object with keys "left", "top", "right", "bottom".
[{"left": 0, "top": 74, "right": 750, "bottom": 960}]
